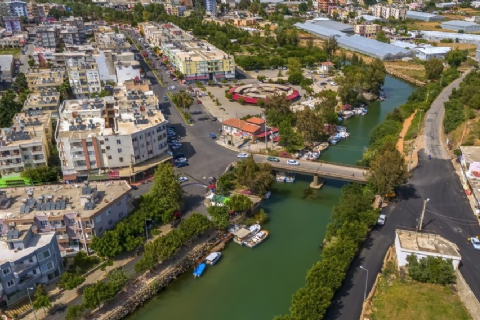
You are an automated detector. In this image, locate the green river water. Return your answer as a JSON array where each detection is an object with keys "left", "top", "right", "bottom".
[{"left": 128, "top": 76, "right": 414, "bottom": 320}]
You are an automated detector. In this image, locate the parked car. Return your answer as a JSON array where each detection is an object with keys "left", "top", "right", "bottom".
[
  {"left": 167, "top": 126, "right": 176, "bottom": 131},
  {"left": 167, "top": 132, "right": 176, "bottom": 138},
  {"left": 377, "top": 214, "right": 387, "bottom": 226},
  {"left": 171, "top": 143, "right": 182, "bottom": 150},
  {"left": 191, "top": 111, "right": 202, "bottom": 115},
  {"left": 320, "top": 82, "right": 328, "bottom": 86},
  {"left": 178, "top": 176, "right": 189, "bottom": 183},
  {"left": 286, "top": 159, "right": 300, "bottom": 166},
  {"left": 196, "top": 99, "right": 202, "bottom": 104},
  {"left": 471, "top": 237, "right": 480, "bottom": 250},
  {"left": 237, "top": 153, "right": 249, "bottom": 159},
  {"left": 209, "top": 133, "right": 217, "bottom": 139},
  {"left": 331, "top": 81, "right": 337, "bottom": 86},
  {"left": 211, "top": 117, "right": 217, "bottom": 121},
  {"left": 130, "top": 185, "right": 138, "bottom": 190},
  {"left": 174, "top": 158, "right": 188, "bottom": 164},
  {"left": 267, "top": 156, "right": 280, "bottom": 162},
  {"left": 175, "top": 162, "right": 189, "bottom": 168},
  {"left": 168, "top": 140, "right": 179, "bottom": 146}
]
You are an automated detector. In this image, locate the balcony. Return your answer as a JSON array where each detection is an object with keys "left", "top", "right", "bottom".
[
  {"left": 17, "top": 273, "right": 41, "bottom": 289},
  {"left": 0, "top": 162, "right": 23, "bottom": 170},
  {"left": 31, "top": 148, "right": 43, "bottom": 155},
  {"left": 56, "top": 234, "right": 69, "bottom": 243},
  {"left": 0, "top": 152, "right": 22, "bottom": 159},
  {"left": 70, "top": 144, "right": 83, "bottom": 151},
  {"left": 72, "top": 153, "right": 85, "bottom": 160},
  {"left": 32, "top": 158, "right": 46, "bottom": 164},
  {"left": 12, "top": 261, "right": 38, "bottom": 276}
]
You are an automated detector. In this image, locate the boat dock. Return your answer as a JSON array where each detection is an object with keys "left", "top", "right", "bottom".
[{"left": 196, "top": 233, "right": 233, "bottom": 265}]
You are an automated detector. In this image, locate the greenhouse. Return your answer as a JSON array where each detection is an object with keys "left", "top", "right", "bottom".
[{"left": 295, "top": 21, "right": 414, "bottom": 60}]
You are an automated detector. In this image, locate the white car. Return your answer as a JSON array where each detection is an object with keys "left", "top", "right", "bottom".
[
  {"left": 174, "top": 158, "right": 188, "bottom": 164},
  {"left": 178, "top": 176, "right": 189, "bottom": 183},
  {"left": 331, "top": 81, "right": 337, "bottom": 86},
  {"left": 170, "top": 86, "right": 176, "bottom": 90},
  {"left": 237, "top": 153, "right": 249, "bottom": 159},
  {"left": 171, "top": 143, "right": 182, "bottom": 150},
  {"left": 471, "top": 237, "right": 480, "bottom": 250},
  {"left": 377, "top": 214, "right": 387, "bottom": 226},
  {"left": 286, "top": 159, "right": 300, "bottom": 166}
]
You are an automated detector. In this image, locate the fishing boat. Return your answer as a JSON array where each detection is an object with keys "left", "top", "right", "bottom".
[
  {"left": 205, "top": 252, "right": 222, "bottom": 265},
  {"left": 342, "top": 110, "right": 354, "bottom": 118},
  {"left": 336, "top": 126, "right": 347, "bottom": 132},
  {"left": 285, "top": 174, "right": 295, "bottom": 183},
  {"left": 307, "top": 152, "right": 320, "bottom": 160},
  {"left": 193, "top": 263, "right": 206, "bottom": 277},
  {"left": 315, "top": 142, "right": 329, "bottom": 152},
  {"left": 245, "top": 230, "right": 269, "bottom": 248},
  {"left": 276, "top": 172, "right": 286, "bottom": 182},
  {"left": 264, "top": 191, "right": 271, "bottom": 199},
  {"left": 249, "top": 224, "right": 261, "bottom": 235}
]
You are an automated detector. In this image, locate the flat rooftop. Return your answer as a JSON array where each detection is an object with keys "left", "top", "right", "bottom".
[
  {"left": 396, "top": 229, "right": 460, "bottom": 257},
  {"left": 0, "top": 112, "right": 50, "bottom": 148},
  {"left": 0, "top": 180, "right": 131, "bottom": 221},
  {"left": 460, "top": 146, "right": 480, "bottom": 163},
  {"left": 0, "top": 229, "right": 55, "bottom": 265},
  {"left": 24, "top": 91, "right": 60, "bottom": 107}
]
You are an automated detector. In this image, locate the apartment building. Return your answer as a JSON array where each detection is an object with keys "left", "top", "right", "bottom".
[
  {"left": 0, "top": 180, "right": 132, "bottom": 258},
  {"left": 94, "top": 27, "right": 131, "bottom": 51},
  {"left": 35, "top": 27, "right": 58, "bottom": 49},
  {"left": 0, "top": 225, "right": 63, "bottom": 307},
  {"left": 0, "top": 111, "right": 52, "bottom": 178},
  {"left": 115, "top": 61, "right": 141, "bottom": 84},
  {"left": 56, "top": 94, "right": 169, "bottom": 180},
  {"left": 67, "top": 63, "right": 101, "bottom": 98},
  {"left": 0, "top": 55, "right": 14, "bottom": 83},
  {"left": 35, "top": 25, "right": 84, "bottom": 49},
  {"left": 372, "top": 4, "right": 407, "bottom": 20},
  {"left": 2, "top": 15, "right": 22, "bottom": 33},
  {"left": 140, "top": 23, "right": 235, "bottom": 83},
  {"left": 32, "top": 47, "right": 56, "bottom": 66},
  {"left": 354, "top": 24, "right": 381, "bottom": 37},
  {"left": 165, "top": 4, "right": 186, "bottom": 16},
  {"left": 313, "top": 0, "right": 337, "bottom": 12},
  {"left": 23, "top": 89, "right": 61, "bottom": 116},
  {"left": 0, "top": 0, "right": 28, "bottom": 17},
  {"left": 25, "top": 67, "right": 65, "bottom": 92},
  {"left": 205, "top": 0, "right": 216, "bottom": 15},
  {"left": 93, "top": 50, "right": 136, "bottom": 83}
]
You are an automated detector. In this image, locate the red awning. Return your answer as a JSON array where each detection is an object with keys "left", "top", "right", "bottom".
[
  {"left": 63, "top": 174, "right": 77, "bottom": 181},
  {"left": 109, "top": 171, "right": 120, "bottom": 178}
]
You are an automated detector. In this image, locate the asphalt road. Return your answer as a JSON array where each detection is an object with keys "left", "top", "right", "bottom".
[
  {"left": 326, "top": 70, "right": 480, "bottom": 320},
  {"left": 252, "top": 155, "right": 367, "bottom": 183}
]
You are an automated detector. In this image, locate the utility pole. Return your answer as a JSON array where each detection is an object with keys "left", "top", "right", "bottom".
[{"left": 418, "top": 198, "right": 430, "bottom": 231}]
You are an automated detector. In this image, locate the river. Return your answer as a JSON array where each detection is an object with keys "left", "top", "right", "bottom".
[{"left": 127, "top": 76, "right": 414, "bottom": 320}]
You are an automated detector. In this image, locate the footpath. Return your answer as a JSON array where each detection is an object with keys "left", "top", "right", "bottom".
[{"left": 13, "top": 224, "right": 173, "bottom": 320}]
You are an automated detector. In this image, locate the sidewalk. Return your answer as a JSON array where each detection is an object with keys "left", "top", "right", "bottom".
[{"left": 17, "top": 224, "right": 173, "bottom": 320}]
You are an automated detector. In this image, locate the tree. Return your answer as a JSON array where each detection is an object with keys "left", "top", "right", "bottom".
[
  {"left": 83, "top": 281, "right": 115, "bottom": 309},
  {"left": 149, "top": 163, "right": 185, "bottom": 218},
  {"left": 65, "top": 305, "right": 85, "bottom": 320},
  {"left": 32, "top": 285, "right": 51, "bottom": 313},
  {"left": 298, "top": 2, "right": 308, "bottom": 13},
  {"left": 296, "top": 108, "right": 322, "bottom": 145},
  {"left": 21, "top": 166, "right": 58, "bottom": 183},
  {"left": 0, "top": 90, "right": 22, "bottom": 127},
  {"left": 59, "top": 79, "right": 72, "bottom": 101},
  {"left": 406, "top": 255, "right": 456, "bottom": 285},
  {"left": 207, "top": 205, "right": 230, "bottom": 230},
  {"left": 323, "top": 37, "right": 338, "bottom": 58},
  {"left": 216, "top": 171, "right": 235, "bottom": 195},
  {"left": 287, "top": 58, "right": 302, "bottom": 77},
  {"left": 58, "top": 273, "right": 86, "bottom": 290},
  {"left": 425, "top": 58, "right": 444, "bottom": 80},
  {"left": 376, "top": 30, "right": 390, "bottom": 44},
  {"left": 235, "top": 156, "right": 274, "bottom": 195},
  {"left": 288, "top": 72, "right": 303, "bottom": 85},
  {"left": 279, "top": 119, "right": 303, "bottom": 152},
  {"left": 445, "top": 50, "right": 467, "bottom": 68},
  {"left": 226, "top": 194, "right": 253, "bottom": 212},
  {"left": 368, "top": 141, "right": 408, "bottom": 197},
  {"left": 264, "top": 94, "right": 293, "bottom": 128},
  {"left": 364, "top": 59, "right": 386, "bottom": 95},
  {"left": 172, "top": 91, "right": 193, "bottom": 112},
  {"left": 107, "top": 268, "right": 129, "bottom": 292},
  {"left": 90, "top": 230, "right": 122, "bottom": 258}
]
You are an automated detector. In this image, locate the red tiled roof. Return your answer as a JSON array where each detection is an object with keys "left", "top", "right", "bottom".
[
  {"left": 247, "top": 117, "right": 265, "bottom": 125},
  {"left": 223, "top": 118, "right": 260, "bottom": 134},
  {"left": 322, "top": 61, "right": 334, "bottom": 66},
  {"left": 242, "top": 123, "right": 261, "bottom": 134}
]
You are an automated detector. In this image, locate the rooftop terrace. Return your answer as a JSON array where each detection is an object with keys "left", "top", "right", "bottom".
[{"left": 396, "top": 229, "right": 460, "bottom": 258}]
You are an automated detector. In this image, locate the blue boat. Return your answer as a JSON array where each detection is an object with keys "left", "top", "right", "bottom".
[{"left": 193, "top": 263, "right": 206, "bottom": 278}]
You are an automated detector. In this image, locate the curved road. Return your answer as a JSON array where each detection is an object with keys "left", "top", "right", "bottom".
[{"left": 326, "top": 69, "right": 480, "bottom": 320}]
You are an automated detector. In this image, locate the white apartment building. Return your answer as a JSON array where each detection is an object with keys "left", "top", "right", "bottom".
[
  {"left": 115, "top": 61, "right": 141, "bottom": 84},
  {"left": 56, "top": 93, "right": 169, "bottom": 179},
  {"left": 23, "top": 89, "right": 61, "bottom": 117},
  {"left": 0, "top": 111, "right": 52, "bottom": 177},
  {"left": 372, "top": 4, "right": 407, "bottom": 20},
  {"left": 67, "top": 63, "right": 101, "bottom": 98}
]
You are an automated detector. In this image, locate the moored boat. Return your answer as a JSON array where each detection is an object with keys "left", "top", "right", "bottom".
[
  {"left": 205, "top": 252, "right": 222, "bottom": 265},
  {"left": 285, "top": 174, "right": 295, "bottom": 183},
  {"left": 193, "top": 263, "right": 206, "bottom": 277},
  {"left": 245, "top": 230, "right": 269, "bottom": 248},
  {"left": 276, "top": 172, "right": 286, "bottom": 182},
  {"left": 249, "top": 224, "right": 261, "bottom": 235},
  {"left": 264, "top": 191, "right": 271, "bottom": 199}
]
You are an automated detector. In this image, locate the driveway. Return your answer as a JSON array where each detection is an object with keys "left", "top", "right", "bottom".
[{"left": 325, "top": 70, "right": 480, "bottom": 320}]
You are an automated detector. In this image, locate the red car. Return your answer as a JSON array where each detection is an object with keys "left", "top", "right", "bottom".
[{"left": 196, "top": 99, "right": 201, "bottom": 104}]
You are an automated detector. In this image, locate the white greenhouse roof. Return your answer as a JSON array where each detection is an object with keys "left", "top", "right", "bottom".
[
  {"left": 415, "top": 47, "right": 451, "bottom": 54},
  {"left": 442, "top": 20, "right": 479, "bottom": 27},
  {"left": 421, "top": 30, "right": 480, "bottom": 41},
  {"left": 406, "top": 11, "right": 442, "bottom": 18},
  {"left": 295, "top": 22, "right": 413, "bottom": 60}
]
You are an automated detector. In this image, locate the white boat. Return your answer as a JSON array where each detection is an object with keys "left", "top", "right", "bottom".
[
  {"left": 205, "top": 252, "right": 222, "bottom": 265},
  {"left": 336, "top": 126, "right": 347, "bottom": 132},
  {"left": 342, "top": 111, "right": 354, "bottom": 118},
  {"left": 245, "top": 230, "right": 269, "bottom": 248},
  {"left": 264, "top": 191, "right": 271, "bottom": 199},
  {"left": 285, "top": 174, "right": 295, "bottom": 183},
  {"left": 276, "top": 172, "right": 286, "bottom": 182},
  {"left": 249, "top": 224, "right": 261, "bottom": 235},
  {"left": 308, "top": 152, "right": 320, "bottom": 160}
]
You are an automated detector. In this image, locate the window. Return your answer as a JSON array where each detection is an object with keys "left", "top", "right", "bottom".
[
  {"left": 119, "top": 212, "right": 124, "bottom": 218},
  {"left": 108, "top": 219, "right": 113, "bottom": 225},
  {"left": 100, "top": 140, "right": 104, "bottom": 145},
  {"left": 102, "top": 149, "right": 106, "bottom": 154},
  {"left": 140, "top": 143, "right": 144, "bottom": 148},
  {"left": 105, "top": 137, "right": 109, "bottom": 142},
  {"left": 108, "top": 155, "right": 112, "bottom": 160},
  {"left": 40, "top": 261, "right": 54, "bottom": 273},
  {"left": 40, "top": 220, "right": 48, "bottom": 226},
  {"left": 106, "top": 146, "right": 110, "bottom": 150},
  {"left": 98, "top": 227, "right": 104, "bottom": 233},
  {"left": 95, "top": 215, "right": 102, "bottom": 223},
  {"left": 106, "top": 210, "right": 111, "bottom": 216},
  {"left": 147, "top": 132, "right": 151, "bottom": 136},
  {"left": 6, "top": 280, "right": 15, "bottom": 288},
  {"left": 38, "top": 249, "right": 51, "bottom": 262},
  {"left": 68, "top": 219, "right": 75, "bottom": 225},
  {"left": 118, "top": 149, "right": 122, "bottom": 153},
  {"left": 132, "top": 137, "right": 137, "bottom": 142},
  {"left": 86, "top": 142, "right": 93, "bottom": 147},
  {"left": 148, "top": 150, "right": 153, "bottom": 155},
  {"left": 119, "top": 157, "right": 124, "bottom": 162},
  {"left": 88, "top": 151, "right": 95, "bottom": 156},
  {"left": 116, "top": 139, "right": 121, "bottom": 145},
  {"left": 24, "top": 155, "right": 30, "bottom": 160},
  {"left": 140, "top": 136, "right": 143, "bottom": 140},
  {"left": 2, "top": 268, "right": 11, "bottom": 275},
  {"left": 146, "top": 141, "right": 150, "bottom": 146}
]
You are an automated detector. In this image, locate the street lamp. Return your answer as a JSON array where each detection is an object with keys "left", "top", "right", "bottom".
[
  {"left": 27, "top": 287, "right": 38, "bottom": 320},
  {"left": 359, "top": 266, "right": 369, "bottom": 301}
]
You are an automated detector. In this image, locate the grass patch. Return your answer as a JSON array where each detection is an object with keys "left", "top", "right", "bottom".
[
  {"left": 404, "top": 111, "right": 424, "bottom": 140},
  {"left": 0, "top": 48, "right": 21, "bottom": 56},
  {"left": 65, "top": 251, "right": 101, "bottom": 273},
  {"left": 371, "top": 277, "right": 471, "bottom": 320}
]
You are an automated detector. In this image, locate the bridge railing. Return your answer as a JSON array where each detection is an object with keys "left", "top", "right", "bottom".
[
  {"left": 268, "top": 163, "right": 367, "bottom": 182},
  {"left": 253, "top": 155, "right": 368, "bottom": 170}
]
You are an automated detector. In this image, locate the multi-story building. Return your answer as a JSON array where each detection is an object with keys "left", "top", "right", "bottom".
[
  {"left": 205, "top": 0, "right": 216, "bottom": 15},
  {"left": 0, "top": 180, "right": 133, "bottom": 258},
  {"left": 372, "top": 4, "right": 407, "bottom": 20},
  {"left": 354, "top": 24, "right": 381, "bottom": 37},
  {"left": 93, "top": 50, "right": 136, "bottom": 83},
  {"left": 32, "top": 47, "right": 56, "bottom": 66},
  {"left": 35, "top": 24, "right": 84, "bottom": 49},
  {"left": 25, "top": 67, "right": 65, "bottom": 92},
  {"left": 114, "top": 61, "right": 141, "bottom": 84},
  {"left": 313, "top": 0, "right": 337, "bottom": 12},
  {"left": 0, "top": 55, "right": 14, "bottom": 83},
  {"left": 165, "top": 4, "right": 186, "bottom": 16},
  {"left": 2, "top": 15, "right": 22, "bottom": 33},
  {"left": 0, "top": 111, "right": 52, "bottom": 177},
  {"left": 35, "top": 26, "right": 58, "bottom": 49},
  {"left": 140, "top": 23, "right": 235, "bottom": 83},
  {"left": 56, "top": 93, "right": 169, "bottom": 180},
  {"left": 0, "top": 225, "right": 63, "bottom": 307},
  {"left": 0, "top": 0, "right": 28, "bottom": 17},
  {"left": 23, "top": 89, "right": 61, "bottom": 117},
  {"left": 94, "top": 28, "right": 131, "bottom": 51},
  {"left": 67, "top": 63, "right": 101, "bottom": 98}
]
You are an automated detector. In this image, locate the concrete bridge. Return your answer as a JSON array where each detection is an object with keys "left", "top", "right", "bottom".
[{"left": 252, "top": 155, "right": 368, "bottom": 187}]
